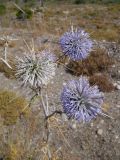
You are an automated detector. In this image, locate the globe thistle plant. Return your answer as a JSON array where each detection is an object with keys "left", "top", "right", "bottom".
[
  {"left": 15, "top": 51, "right": 56, "bottom": 89},
  {"left": 60, "top": 27, "right": 93, "bottom": 61},
  {"left": 61, "top": 76, "right": 104, "bottom": 122}
]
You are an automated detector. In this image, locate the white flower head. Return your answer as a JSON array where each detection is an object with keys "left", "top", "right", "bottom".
[{"left": 16, "top": 50, "right": 56, "bottom": 89}]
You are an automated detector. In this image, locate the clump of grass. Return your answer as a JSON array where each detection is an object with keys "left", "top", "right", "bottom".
[
  {"left": 74, "top": 0, "right": 120, "bottom": 4},
  {"left": 92, "top": 29, "right": 119, "bottom": 41},
  {"left": 4, "top": 143, "right": 21, "bottom": 160},
  {"left": 0, "top": 4, "right": 6, "bottom": 15},
  {"left": 66, "top": 48, "right": 114, "bottom": 76},
  {"left": 0, "top": 90, "right": 29, "bottom": 125},
  {"left": 16, "top": 8, "right": 33, "bottom": 20},
  {"left": 43, "top": 8, "right": 55, "bottom": 18},
  {"left": 107, "top": 5, "right": 120, "bottom": 13},
  {"left": 102, "top": 0, "right": 120, "bottom": 4},
  {"left": 89, "top": 74, "right": 115, "bottom": 92},
  {"left": 74, "top": 0, "right": 86, "bottom": 4},
  {"left": 0, "top": 56, "right": 16, "bottom": 79}
]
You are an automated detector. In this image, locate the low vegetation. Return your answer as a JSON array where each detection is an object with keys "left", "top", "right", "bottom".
[
  {"left": 74, "top": 0, "right": 120, "bottom": 4},
  {"left": 0, "top": 90, "right": 29, "bottom": 125},
  {"left": 16, "top": 8, "right": 33, "bottom": 20},
  {"left": 65, "top": 48, "right": 115, "bottom": 92},
  {"left": 89, "top": 74, "right": 115, "bottom": 92},
  {"left": 0, "top": 4, "right": 6, "bottom": 15},
  {"left": 0, "top": 57, "right": 16, "bottom": 79},
  {"left": 66, "top": 48, "right": 113, "bottom": 76}
]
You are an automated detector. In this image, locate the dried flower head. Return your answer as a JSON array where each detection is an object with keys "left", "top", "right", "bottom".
[
  {"left": 0, "top": 35, "right": 18, "bottom": 45},
  {"left": 15, "top": 51, "right": 56, "bottom": 89},
  {"left": 60, "top": 27, "right": 93, "bottom": 60},
  {"left": 61, "top": 76, "right": 104, "bottom": 122}
]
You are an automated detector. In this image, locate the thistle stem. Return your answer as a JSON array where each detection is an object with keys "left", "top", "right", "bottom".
[
  {"left": 46, "top": 110, "right": 63, "bottom": 120},
  {"left": 0, "top": 58, "right": 12, "bottom": 69},
  {"left": 20, "top": 93, "right": 38, "bottom": 115},
  {"left": 4, "top": 45, "right": 7, "bottom": 61},
  {"left": 40, "top": 91, "right": 48, "bottom": 118},
  {"left": 40, "top": 91, "right": 64, "bottom": 160}
]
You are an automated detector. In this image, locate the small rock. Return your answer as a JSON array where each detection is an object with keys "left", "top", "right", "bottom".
[
  {"left": 102, "top": 40, "right": 106, "bottom": 43},
  {"left": 116, "top": 85, "right": 120, "bottom": 90},
  {"left": 63, "top": 82, "right": 66, "bottom": 86},
  {"left": 72, "top": 123, "right": 77, "bottom": 129},
  {"left": 116, "top": 105, "right": 120, "bottom": 108},
  {"left": 117, "top": 81, "right": 120, "bottom": 85},
  {"left": 60, "top": 72, "right": 63, "bottom": 75},
  {"left": 51, "top": 81, "right": 54, "bottom": 84},
  {"left": 112, "top": 65, "right": 116, "bottom": 68},
  {"left": 100, "top": 120, "right": 104, "bottom": 124},
  {"left": 113, "top": 82, "right": 117, "bottom": 86},
  {"left": 113, "top": 83, "right": 120, "bottom": 90},
  {"left": 62, "top": 113, "right": 68, "bottom": 121},
  {"left": 63, "top": 11, "right": 69, "bottom": 15},
  {"left": 115, "top": 135, "right": 119, "bottom": 139},
  {"left": 97, "top": 129, "right": 103, "bottom": 135},
  {"left": 41, "top": 38, "right": 49, "bottom": 43},
  {"left": 90, "top": 123, "right": 94, "bottom": 127}
]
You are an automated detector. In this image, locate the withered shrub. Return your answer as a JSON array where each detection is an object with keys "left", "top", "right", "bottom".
[{"left": 66, "top": 48, "right": 113, "bottom": 76}]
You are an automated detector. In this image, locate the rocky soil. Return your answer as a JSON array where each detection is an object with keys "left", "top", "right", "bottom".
[{"left": 0, "top": 33, "right": 120, "bottom": 160}]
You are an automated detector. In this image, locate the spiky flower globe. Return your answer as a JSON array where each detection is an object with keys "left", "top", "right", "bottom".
[
  {"left": 61, "top": 76, "right": 104, "bottom": 122},
  {"left": 60, "top": 27, "right": 93, "bottom": 61},
  {"left": 15, "top": 51, "right": 56, "bottom": 89}
]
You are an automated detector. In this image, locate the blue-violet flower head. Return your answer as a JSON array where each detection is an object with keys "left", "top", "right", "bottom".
[
  {"left": 60, "top": 27, "right": 93, "bottom": 60},
  {"left": 61, "top": 76, "right": 104, "bottom": 122}
]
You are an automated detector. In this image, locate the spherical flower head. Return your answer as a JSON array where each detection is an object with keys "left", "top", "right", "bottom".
[
  {"left": 61, "top": 76, "right": 104, "bottom": 122},
  {"left": 15, "top": 51, "right": 56, "bottom": 89},
  {"left": 60, "top": 27, "right": 93, "bottom": 61}
]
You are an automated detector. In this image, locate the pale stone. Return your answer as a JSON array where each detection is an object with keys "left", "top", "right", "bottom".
[{"left": 97, "top": 129, "right": 103, "bottom": 135}]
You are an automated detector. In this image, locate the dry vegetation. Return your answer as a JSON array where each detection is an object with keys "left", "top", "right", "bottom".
[
  {"left": 0, "top": 90, "right": 29, "bottom": 125},
  {"left": 0, "top": 2, "right": 119, "bottom": 41},
  {"left": 65, "top": 48, "right": 115, "bottom": 92},
  {"left": 89, "top": 74, "right": 115, "bottom": 92},
  {"left": 66, "top": 48, "right": 114, "bottom": 76},
  {"left": 0, "top": 57, "right": 16, "bottom": 79},
  {"left": 67, "top": 48, "right": 113, "bottom": 76}
]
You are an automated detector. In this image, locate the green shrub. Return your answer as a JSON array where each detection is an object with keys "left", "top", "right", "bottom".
[
  {"left": 74, "top": 0, "right": 86, "bottom": 4},
  {"left": 16, "top": 8, "right": 33, "bottom": 20},
  {"left": 0, "top": 4, "right": 6, "bottom": 15},
  {"left": 74, "top": 0, "right": 120, "bottom": 4},
  {"left": 102, "top": 0, "right": 120, "bottom": 3}
]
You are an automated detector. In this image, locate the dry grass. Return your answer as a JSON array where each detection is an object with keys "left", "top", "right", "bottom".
[
  {"left": 0, "top": 90, "right": 29, "bottom": 125},
  {"left": 0, "top": 56, "right": 16, "bottom": 79},
  {"left": 4, "top": 144, "right": 22, "bottom": 160},
  {"left": 1, "top": 3, "right": 119, "bottom": 42},
  {"left": 90, "top": 28, "right": 119, "bottom": 41}
]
